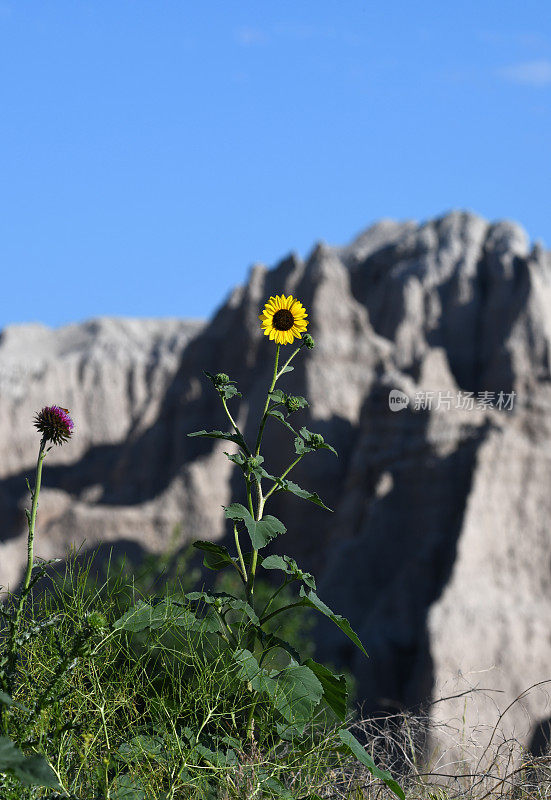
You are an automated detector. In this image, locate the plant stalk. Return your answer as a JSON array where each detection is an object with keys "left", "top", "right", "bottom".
[{"left": 3, "top": 437, "right": 47, "bottom": 719}]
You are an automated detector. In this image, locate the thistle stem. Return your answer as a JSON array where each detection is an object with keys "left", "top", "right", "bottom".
[
  {"left": 23, "top": 438, "right": 47, "bottom": 593},
  {"left": 4, "top": 438, "right": 47, "bottom": 710}
]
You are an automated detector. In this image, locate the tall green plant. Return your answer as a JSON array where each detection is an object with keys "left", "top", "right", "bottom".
[
  {"left": 115, "top": 293, "right": 404, "bottom": 800},
  {"left": 0, "top": 406, "right": 107, "bottom": 793}
]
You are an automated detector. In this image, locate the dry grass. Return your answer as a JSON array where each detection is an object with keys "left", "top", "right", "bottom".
[{"left": 263, "top": 681, "right": 551, "bottom": 800}]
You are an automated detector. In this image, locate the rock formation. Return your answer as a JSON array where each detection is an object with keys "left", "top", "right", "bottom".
[{"left": 1, "top": 211, "right": 550, "bottom": 760}]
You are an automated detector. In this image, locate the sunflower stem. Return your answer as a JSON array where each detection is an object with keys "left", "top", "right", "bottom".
[
  {"left": 245, "top": 478, "right": 255, "bottom": 520},
  {"left": 244, "top": 477, "right": 257, "bottom": 605},
  {"left": 246, "top": 331, "right": 303, "bottom": 741},
  {"left": 234, "top": 523, "right": 247, "bottom": 584},
  {"left": 275, "top": 345, "right": 301, "bottom": 381},
  {"left": 254, "top": 344, "right": 280, "bottom": 457},
  {"left": 247, "top": 346, "right": 280, "bottom": 606},
  {"left": 221, "top": 396, "right": 250, "bottom": 455}
]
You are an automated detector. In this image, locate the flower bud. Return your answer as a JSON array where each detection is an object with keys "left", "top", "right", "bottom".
[
  {"left": 81, "top": 732, "right": 94, "bottom": 750},
  {"left": 86, "top": 611, "right": 107, "bottom": 631},
  {"left": 302, "top": 334, "right": 315, "bottom": 350},
  {"left": 310, "top": 433, "right": 324, "bottom": 448},
  {"left": 285, "top": 396, "right": 302, "bottom": 413},
  {"left": 214, "top": 373, "right": 230, "bottom": 387},
  {"left": 246, "top": 456, "right": 262, "bottom": 472}
]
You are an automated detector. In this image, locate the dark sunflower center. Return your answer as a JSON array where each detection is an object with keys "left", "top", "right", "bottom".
[{"left": 272, "top": 309, "right": 295, "bottom": 331}]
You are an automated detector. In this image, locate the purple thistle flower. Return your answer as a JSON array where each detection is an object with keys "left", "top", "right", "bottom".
[{"left": 33, "top": 406, "right": 74, "bottom": 445}]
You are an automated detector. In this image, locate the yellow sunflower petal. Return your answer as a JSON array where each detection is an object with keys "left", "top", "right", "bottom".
[{"left": 258, "top": 293, "right": 309, "bottom": 345}]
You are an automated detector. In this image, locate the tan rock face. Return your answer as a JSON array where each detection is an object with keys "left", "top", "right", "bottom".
[{"left": 1, "top": 210, "right": 550, "bottom": 756}]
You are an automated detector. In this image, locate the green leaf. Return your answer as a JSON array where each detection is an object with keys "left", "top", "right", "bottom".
[
  {"left": 268, "top": 409, "right": 298, "bottom": 435},
  {"left": 303, "top": 659, "right": 347, "bottom": 721},
  {"left": 113, "top": 599, "right": 212, "bottom": 634},
  {"left": 0, "top": 737, "right": 61, "bottom": 788},
  {"left": 0, "top": 692, "right": 30, "bottom": 714},
  {"left": 249, "top": 516, "right": 287, "bottom": 550},
  {"left": 220, "top": 384, "right": 241, "bottom": 400},
  {"left": 272, "top": 663, "right": 324, "bottom": 726},
  {"left": 184, "top": 592, "right": 259, "bottom": 625},
  {"left": 110, "top": 772, "right": 146, "bottom": 800},
  {"left": 233, "top": 648, "right": 277, "bottom": 693},
  {"left": 224, "top": 504, "right": 286, "bottom": 550},
  {"left": 258, "top": 466, "right": 278, "bottom": 481},
  {"left": 14, "top": 615, "right": 63, "bottom": 648},
  {"left": 193, "top": 541, "right": 236, "bottom": 572},
  {"left": 187, "top": 430, "right": 244, "bottom": 446},
  {"left": 268, "top": 389, "right": 286, "bottom": 403},
  {"left": 233, "top": 650, "right": 323, "bottom": 727},
  {"left": 294, "top": 436, "right": 313, "bottom": 455},
  {"left": 337, "top": 729, "right": 405, "bottom": 800},
  {"left": 224, "top": 450, "right": 246, "bottom": 467},
  {"left": 275, "top": 720, "right": 310, "bottom": 742},
  {"left": 224, "top": 502, "right": 250, "bottom": 523},
  {"left": 257, "top": 772, "right": 295, "bottom": 799},
  {"left": 203, "top": 371, "right": 242, "bottom": 400},
  {"left": 112, "top": 600, "right": 170, "bottom": 632},
  {"left": 279, "top": 365, "right": 294, "bottom": 375},
  {"left": 298, "top": 427, "right": 338, "bottom": 457},
  {"left": 224, "top": 452, "right": 271, "bottom": 482},
  {"left": 261, "top": 554, "right": 316, "bottom": 590},
  {"left": 195, "top": 742, "right": 238, "bottom": 768},
  {"left": 298, "top": 587, "right": 369, "bottom": 659},
  {"left": 117, "top": 735, "right": 166, "bottom": 762},
  {"left": 256, "top": 630, "right": 302, "bottom": 665},
  {"left": 277, "top": 479, "right": 332, "bottom": 511}
]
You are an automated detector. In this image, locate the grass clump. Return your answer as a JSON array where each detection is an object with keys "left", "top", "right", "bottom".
[{"left": 0, "top": 542, "right": 359, "bottom": 799}]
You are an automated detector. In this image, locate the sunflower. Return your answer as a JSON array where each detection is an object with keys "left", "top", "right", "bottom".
[{"left": 259, "top": 295, "right": 308, "bottom": 345}]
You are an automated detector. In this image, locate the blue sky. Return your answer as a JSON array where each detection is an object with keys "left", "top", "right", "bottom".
[{"left": 0, "top": 1, "right": 549, "bottom": 328}]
